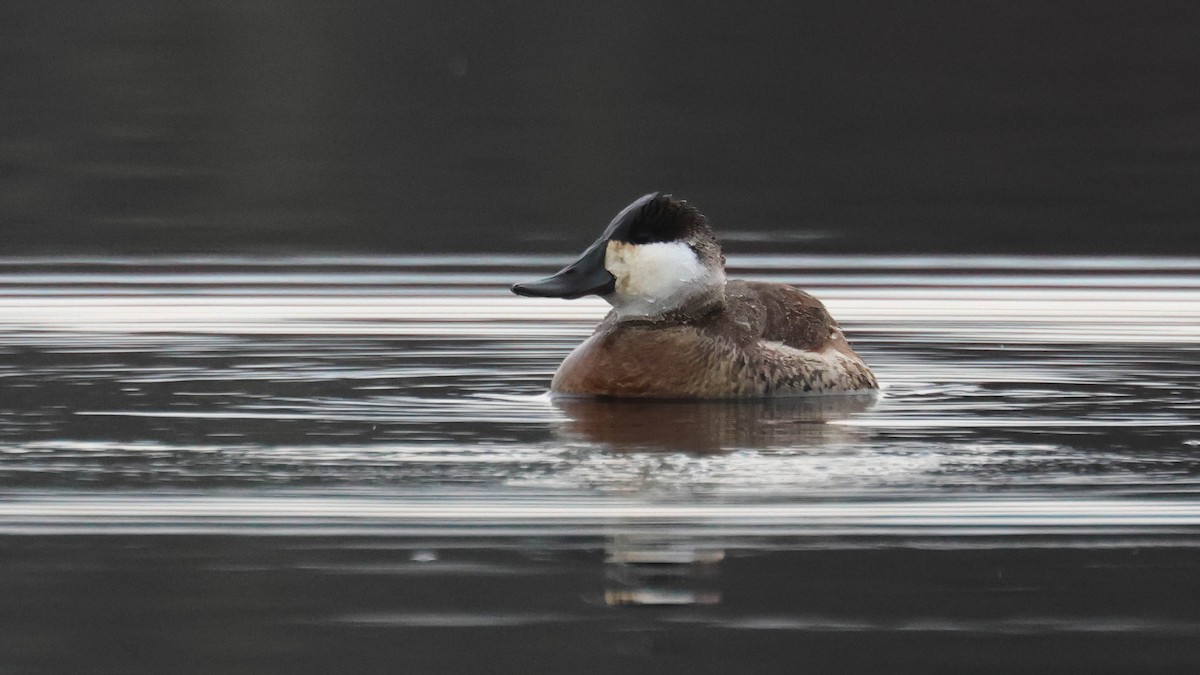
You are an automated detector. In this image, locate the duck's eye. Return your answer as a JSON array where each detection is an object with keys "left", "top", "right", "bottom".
[{"left": 628, "top": 230, "right": 652, "bottom": 244}]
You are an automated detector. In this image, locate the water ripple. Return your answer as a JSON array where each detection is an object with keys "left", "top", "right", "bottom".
[{"left": 0, "top": 255, "right": 1197, "bottom": 518}]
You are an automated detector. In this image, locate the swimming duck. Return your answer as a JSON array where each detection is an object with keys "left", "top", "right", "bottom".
[{"left": 512, "top": 193, "right": 877, "bottom": 398}]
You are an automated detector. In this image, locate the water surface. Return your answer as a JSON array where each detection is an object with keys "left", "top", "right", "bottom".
[{"left": 2, "top": 255, "right": 1199, "bottom": 673}]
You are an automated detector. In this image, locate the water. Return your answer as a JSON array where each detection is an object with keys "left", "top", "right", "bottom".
[
  {"left": 2, "top": 255, "right": 1199, "bottom": 672},
  {"left": 5, "top": 2, "right": 1199, "bottom": 670},
  {"left": 5, "top": 2, "right": 1200, "bottom": 258}
]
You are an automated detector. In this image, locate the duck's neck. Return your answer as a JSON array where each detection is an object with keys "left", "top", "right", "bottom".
[{"left": 609, "top": 279, "right": 727, "bottom": 324}]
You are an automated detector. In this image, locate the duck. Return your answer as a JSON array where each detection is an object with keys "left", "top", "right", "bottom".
[{"left": 511, "top": 193, "right": 878, "bottom": 398}]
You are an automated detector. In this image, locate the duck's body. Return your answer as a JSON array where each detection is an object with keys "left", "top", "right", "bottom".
[
  {"left": 513, "top": 193, "right": 877, "bottom": 399},
  {"left": 553, "top": 280, "right": 875, "bottom": 397}
]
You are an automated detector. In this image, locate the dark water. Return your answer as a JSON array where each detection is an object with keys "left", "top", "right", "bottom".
[
  {"left": 2, "top": 256, "right": 1199, "bottom": 673},
  {"left": 3, "top": 1, "right": 1200, "bottom": 256},
  {"left": 4, "top": 3, "right": 1200, "bottom": 669}
]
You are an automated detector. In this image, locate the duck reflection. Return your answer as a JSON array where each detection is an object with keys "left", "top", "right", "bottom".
[
  {"left": 554, "top": 394, "right": 878, "bottom": 453},
  {"left": 557, "top": 395, "right": 878, "bottom": 611},
  {"left": 604, "top": 533, "right": 723, "bottom": 607}
]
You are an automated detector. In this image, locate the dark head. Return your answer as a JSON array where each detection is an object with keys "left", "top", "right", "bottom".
[{"left": 511, "top": 193, "right": 726, "bottom": 318}]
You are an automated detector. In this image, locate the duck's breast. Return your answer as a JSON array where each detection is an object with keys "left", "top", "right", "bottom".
[{"left": 550, "top": 325, "right": 752, "bottom": 398}]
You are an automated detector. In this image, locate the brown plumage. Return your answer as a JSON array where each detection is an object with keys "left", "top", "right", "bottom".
[{"left": 552, "top": 280, "right": 877, "bottom": 398}]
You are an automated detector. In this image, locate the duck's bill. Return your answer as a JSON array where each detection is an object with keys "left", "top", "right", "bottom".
[{"left": 511, "top": 242, "right": 615, "bottom": 299}]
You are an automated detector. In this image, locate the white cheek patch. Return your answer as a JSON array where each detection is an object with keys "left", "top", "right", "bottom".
[{"left": 604, "top": 241, "right": 723, "bottom": 318}]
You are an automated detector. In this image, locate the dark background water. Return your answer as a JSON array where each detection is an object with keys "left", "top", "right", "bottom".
[
  {"left": 4, "top": 4, "right": 1200, "bottom": 673},
  {"left": 2, "top": 1, "right": 1199, "bottom": 255}
]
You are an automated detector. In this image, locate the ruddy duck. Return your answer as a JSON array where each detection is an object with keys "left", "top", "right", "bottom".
[{"left": 512, "top": 193, "right": 878, "bottom": 398}]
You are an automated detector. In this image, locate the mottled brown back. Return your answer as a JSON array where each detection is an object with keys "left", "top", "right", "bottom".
[{"left": 550, "top": 280, "right": 876, "bottom": 398}]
